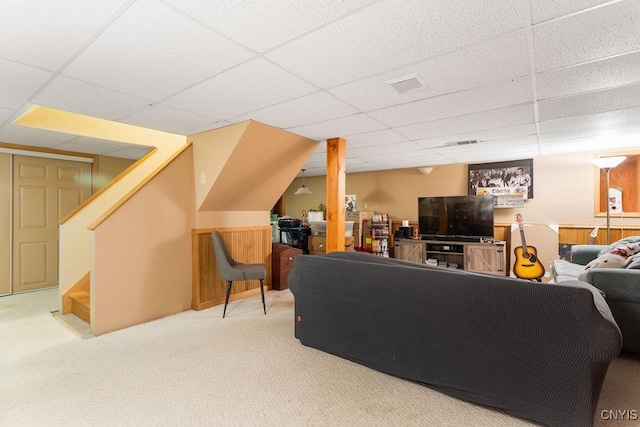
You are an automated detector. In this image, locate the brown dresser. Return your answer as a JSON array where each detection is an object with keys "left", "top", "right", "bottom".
[
  {"left": 308, "top": 236, "right": 355, "bottom": 255},
  {"left": 272, "top": 243, "right": 303, "bottom": 290}
]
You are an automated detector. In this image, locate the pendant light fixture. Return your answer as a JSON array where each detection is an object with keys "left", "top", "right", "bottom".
[{"left": 294, "top": 169, "right": 312, "bottom": 195}]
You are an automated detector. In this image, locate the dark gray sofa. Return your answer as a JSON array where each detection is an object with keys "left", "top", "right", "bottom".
[
  {"left": 289, "top": 252, "right": 622, "bottom": 427},
  {"left": 552, "top": 241, "right": 640, "bottom": 353}
]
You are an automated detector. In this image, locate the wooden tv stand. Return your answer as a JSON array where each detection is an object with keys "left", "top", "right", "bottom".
[{"left": 394, "top": 238, "right": 506, "bottom": 276}]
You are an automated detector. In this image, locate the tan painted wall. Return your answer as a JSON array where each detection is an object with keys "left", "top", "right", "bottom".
[
  {"left": 15, "top": 106, "right": 191, "bottom": 300},
  {"left": 285, "top": 152, "right": 640, "bottom": 229},
  {"left": 0, "top": 154, "right": 10, "bottom": 295},
  {"left": 95, "top": 155, "right": 136, "bottom": 189},
  {"left": 92, "top": 146, "right": 194, "bottom": 335},
  {"left": 190, "top": 120, "right": 318, "bottom": 228}
]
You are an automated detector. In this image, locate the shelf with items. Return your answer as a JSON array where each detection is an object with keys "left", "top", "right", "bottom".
[{"left": 365, "top": 213, "right": 391, "bottom": 257}]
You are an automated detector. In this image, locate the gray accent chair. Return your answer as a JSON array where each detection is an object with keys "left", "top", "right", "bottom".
[{"left": 211, "top": 231, "right": 267, "bottom": 318}]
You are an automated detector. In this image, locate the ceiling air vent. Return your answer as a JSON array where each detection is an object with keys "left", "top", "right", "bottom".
[
  {"left": 386, "top": 74, "right": 426, "bottom": 93},
  {"left": 445, "top": 140, "right": 479, "bottom": 147}
]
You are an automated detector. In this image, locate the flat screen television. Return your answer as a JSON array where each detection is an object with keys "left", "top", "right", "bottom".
[{"left": 418, "top": 195, "right": 494, "bottom": 241}]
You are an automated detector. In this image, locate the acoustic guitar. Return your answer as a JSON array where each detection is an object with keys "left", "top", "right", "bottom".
[{"left": 513, "top": 214, "right": 545, "bottom": 281}]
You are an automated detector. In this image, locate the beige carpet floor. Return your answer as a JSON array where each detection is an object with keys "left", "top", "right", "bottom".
[{"left": 1, "top": 288, "right": 638, "bottom": 426}]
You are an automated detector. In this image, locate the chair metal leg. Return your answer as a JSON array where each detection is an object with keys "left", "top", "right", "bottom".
[
  {"left": 260, "top": 279, "right": 266, "bottom": 315},
  {"left": 223, "top": 280, "right": 233, "bottom": 318}
]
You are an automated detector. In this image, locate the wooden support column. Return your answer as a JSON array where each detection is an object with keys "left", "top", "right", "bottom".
[{"left": 326, "top": 137, "right": 346, "bottom": 252}]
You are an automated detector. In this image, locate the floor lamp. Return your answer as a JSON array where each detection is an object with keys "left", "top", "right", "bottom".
[{"left": 592, "top": 156, "right": 627, "bottom": 245}]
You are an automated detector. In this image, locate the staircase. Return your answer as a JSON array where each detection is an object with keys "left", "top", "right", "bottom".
[
  {"left": 63, "top": 272, "right": 90, "bottom": 325},
  {"left": 68, "top": 291, "right": 90, "bottom": 323}
]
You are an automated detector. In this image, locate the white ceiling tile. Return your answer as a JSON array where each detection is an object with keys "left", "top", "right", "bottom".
[
  {"left": 530, "top": 0, "right": 612, "bottom": 24},
  {"left": 55, "top": 137, "right": 142, "bottom": 155},
  {"left": 32, "top": 76, "right": 150, "bottom": 120},
  {"left": 396, "top": 105, "right": 536, "bottom": 140},
  {"left": 103, "top": 146, "right": 153, "bottom": 159},
  {"left": 538, "top": 84, "right": 640, "bottom": 121},
  {"left": 266, "top": 0, "right": 530, "bottom": 87},
  {"left": 185, "top": 120, "right": 233, "bottom": 136},
  {"left": 163, "top": 58, "right": 317, "bottom": 119},
  {"left": 341, "top": 129, "right": 407, "bottom": 149},
  {"left": 533, "top": 1, "right": 640, "bottom": 72},
  {"left": 539, "top": 120, "right": 640, "bottom": 143},
  {"left": 414, "top": 124, "right": 538, "bottom": 149},
  {"left": 0, "top": 123, "right": 77, "bottom": 143},
  {"left": 0, "top": 0, "right": 128, "bottom": 70},
  {"left": 432, "top": 136, "right": 539, "bottom": 155},
  {"left": 0, "top": 107, "right": 13, "bottom": 124},
  {"left": 347, "top": 141, "right": 424, "bottom": 158},
  {"left": 165, "top": 0, "right": 374, "bottom": 53},
  {"left": 539, "top": 133, "right": 640, "bottom": 155},
  {"left": 232, "top": 92, "right": 359, "bottom": 128},
  {"left": 330, "top": 31, "right": 531, "bottom": 111},
  {"left": 63, "top": 0, "right": 254, "bottom": 100},
  {"left": 537, "top": 51, "right": 640, "bottom": 100},
  {"left": 369, "top": 77, "right": 533, "bottom": 127},
  {"left": 371, "top": 154, "right": 454, "bottom": 168},
  {"left": 287, "top": 114, "right": 387, "bottom": 141},
  {"left": 0, "top": 59, "right": 52, "bottom": 110},
  {"left": 0, "top": 130, "right": 65, "bottom": 149},
  {"left": 120, "top": 104, "right": 216, "bottom": 134},
  {"left": 538, "top": 107, "right": 640, "bottom": 134}
]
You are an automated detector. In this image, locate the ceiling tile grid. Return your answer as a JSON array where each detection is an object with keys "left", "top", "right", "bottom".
[
  {"left": 0, "top": 0, "right": 130, "bottom": 70},
  {"left": 162, "top": 58, "right": 318, "bottom": 119},
  {"left": 62, "top": 0, "right": 255, "bottom": 100},
  {"left": 32, "top": 76, "right": 151, "bottom": 120},
  {"left": 0, "top": 0, "right": 639, "bottom": 174}
]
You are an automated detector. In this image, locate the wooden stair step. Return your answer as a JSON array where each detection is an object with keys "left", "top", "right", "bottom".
[{"left": 69, "top": 291, "right": 90, "bottom": 324}]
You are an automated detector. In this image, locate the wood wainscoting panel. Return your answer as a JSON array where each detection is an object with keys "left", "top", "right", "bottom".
[{"left": 192, "top": 226, "right": 271, "bottom": 311}]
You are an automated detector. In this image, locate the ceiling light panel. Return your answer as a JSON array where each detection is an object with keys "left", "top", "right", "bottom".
[
  {"left": 163, "top": 58, "right": 317, "bottom": 119},
  {"left": 330, "top": 31, "right": 530, "bottom": 112},
  {"left": 230, "top": 92, "right": 359, "bottom": 129},
  {"left": 33, "top": 76, "right": 150, "bottom": 120},
  {"left": 63, "top": 0, "right": 254, "bottom": 101},
  {"left": 533, "top": 1, "right": 640, "bottom": 72},
  {"left": 538, "top": 84, "right": 640, "bottom": 121},
  {"left": 0, "top": 0, "right": 126, "bottom": 70},
  {"left": 369, "top": 77, "right": 533, "bottom": 128},
  {"left": 266, "top": 0, "right": 530, "bottom": 88},
  {"left": 165, "top": 0, "right": 373, "bottom": 53},
  {"left": 396, "top": 104, "right": 535, "bottom": 140}
]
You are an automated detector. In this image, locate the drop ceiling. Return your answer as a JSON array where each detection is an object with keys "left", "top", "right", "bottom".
[{"left": 1, "top": 0, "right": 639, "bottom": 173}]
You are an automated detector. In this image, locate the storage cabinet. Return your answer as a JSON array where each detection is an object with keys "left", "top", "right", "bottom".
[
  {"left": 465, "top": 243, "right": 506, "bottom": 276},
  {"left": 272, "top": 243, "right": 303, "bottom": 290},
  {"left": 308, "top": 236, "right": 354, "bottom": 255},
  {"left": 395, "top": 239, "right": 506, "bottom": 276},
  {"left": 393, "top": 240, "right": 425, "bottom": 264}
]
